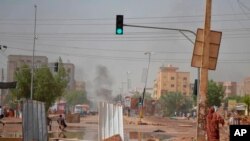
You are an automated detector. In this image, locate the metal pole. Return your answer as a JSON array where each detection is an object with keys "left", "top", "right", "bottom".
[
  {"left": 30, "top": 5, "right": 37, "bottom": 100},
  {"left": 124, "top": 24, "right": 196, "bottom": 36},
  {"left": 127, "top": 71, "right": 130, "bottom": 91},
  {"left": 142, "top": 52, "right": 151, "bottom": 104},
  {"left": 140, "top": 52, "right": 151, "bottom": 120},
  {"left": 1, "top": 68, "right": 3, "bottom": 106},
  {"left": 124, "top": 19, "right": 201, "bottom": 127}
]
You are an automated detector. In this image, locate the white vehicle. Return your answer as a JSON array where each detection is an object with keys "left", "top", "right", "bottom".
[{"left": 74, "top": 104, "right": 89, "bottom": 116}]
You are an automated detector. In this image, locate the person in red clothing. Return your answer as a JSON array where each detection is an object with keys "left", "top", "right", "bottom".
[{"left": 206, "top": 106, "right": 224, "bottom": 141}]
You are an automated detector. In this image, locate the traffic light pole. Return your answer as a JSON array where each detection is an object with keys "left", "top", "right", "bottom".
[
  {"left": 118, "top": 1, "right": 212, "bottom": 138},
  {"left": 123, "top": 24, "right": 196, "bottom": 42},
  {"left": 123, "top": 24, "right": 200, "bottom": 123}
]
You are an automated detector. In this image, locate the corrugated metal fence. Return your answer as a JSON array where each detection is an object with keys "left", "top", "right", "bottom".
[
  {"left": 98, "top": 102, "right": 124, "bottom": 141},
  {"left": 22, "top": 100, "right": 48, "bottom": 141}
]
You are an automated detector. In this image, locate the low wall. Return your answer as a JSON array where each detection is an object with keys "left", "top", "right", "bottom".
[
  {"left": 66, "top": 113, "right": 80, "bottom": 123},
  {"left": 0, "top": 138, "right": 22, "bottom": 141}
]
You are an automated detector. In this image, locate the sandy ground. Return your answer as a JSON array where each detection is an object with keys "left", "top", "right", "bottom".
[{"left": 0, "top": 115, "right": 230, "bottom": 141}]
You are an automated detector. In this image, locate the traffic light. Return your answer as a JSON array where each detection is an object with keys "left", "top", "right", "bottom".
[
  {"left": 138, "top": 96, "right": 142, "bottom": 105},
  {"left": 0, "top": 45, "right": 7, "bottom": 50},
  {"left": 54, "top": 62, "right": 58, "bottom": 72},
  {"left": 193, "top": 79, "right": 198, "bottom": 96},
  {"left": 116, "top": 15, "right": 123, "bottom": 35}
]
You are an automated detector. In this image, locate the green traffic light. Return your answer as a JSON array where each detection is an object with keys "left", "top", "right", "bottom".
[{"left": 116, "top": 28, "right": 123, "bottom": 34}]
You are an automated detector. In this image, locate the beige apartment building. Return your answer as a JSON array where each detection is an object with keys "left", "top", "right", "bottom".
[
  {"left": 218, "top": 81, "right": 237, "bottom": 98},
  {"left": 238, "top": 77, "right": 250, "bottom": 96},
  {"left": 154, "top": 65, "right": 190, "bottom": 99}
]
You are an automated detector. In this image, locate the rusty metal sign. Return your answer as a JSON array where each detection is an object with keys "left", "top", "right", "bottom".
[{"left": 191, "top": 28, "right": 222, "bottom": 70}]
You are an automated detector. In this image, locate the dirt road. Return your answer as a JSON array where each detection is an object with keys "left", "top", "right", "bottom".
[{"left": 0, "top": 115, "right": 229, "bottom": 141}]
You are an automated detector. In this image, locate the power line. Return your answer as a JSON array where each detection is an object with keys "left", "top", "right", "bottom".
[
  {"left": 6, "top": 46, "right": 250, "bottom": 63},
  {"left": 4, "top": 40, "right": 250, "bottom": 55},
  {"left": 1, "top": 17, "right": 250, "bottom": 26},
  {"left": 1, "top": 12, "right": 250, "bottom": 21}
]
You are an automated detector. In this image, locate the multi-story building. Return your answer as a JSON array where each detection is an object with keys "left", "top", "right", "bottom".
[
  {"left": 154, "top": 64, "right": 190, "bottom": 99},
  {"left": 75, "top": 81, "right": 86, "bottom": 91},
  {"left": 7, "top": 55, "right": 48, "bottom": 81},
  {"left": 8, "top": 55, "right": 75, "bottom": 91},
  {"left": 218, "top": 81, "right": 237, "bottom": 98},
  {"left": 238, "top": 77, "right": 250, "bottom": 96},
  {"left": 49, "top": 62, "right": 75, "bottom": 90}
]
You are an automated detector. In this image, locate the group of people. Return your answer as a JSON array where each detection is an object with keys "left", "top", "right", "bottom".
[{"left": 0, "top": 106, "right": 15, "bottom": 119}]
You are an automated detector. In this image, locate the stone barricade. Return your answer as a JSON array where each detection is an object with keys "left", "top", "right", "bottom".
[{"left": 103, "top": 134, "right": 122, "bottom": 141}]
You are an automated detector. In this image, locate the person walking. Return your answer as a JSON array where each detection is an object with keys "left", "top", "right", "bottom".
[
  {"left": 57, "top": 114, "right": 67, "bottom": 131},
  {"left": 206, "top": 106, "right": 224, "bottom": 141},
  {"left": 0, "top": 106, "right": 3, "bottom": 119}
]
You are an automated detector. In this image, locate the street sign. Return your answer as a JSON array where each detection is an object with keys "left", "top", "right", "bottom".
[{"left": 191, "top": 28, "right": 222, "bottom": 70}]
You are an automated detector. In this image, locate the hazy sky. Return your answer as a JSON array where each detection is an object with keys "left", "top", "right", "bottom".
[{"left": 1, "top": 0, "right": 250, "bottom": 96}]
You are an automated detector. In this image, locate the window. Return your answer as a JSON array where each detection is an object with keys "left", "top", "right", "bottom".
[
  {"left": 183, "top": 77, "right": 187, "bottom": 80},
  {"left": 171, "top": 77, "right": 175, "bottom": 80},
  {"left": 171, "top": 84, "right": 175, "bottom": 87},
  {"left": 183, "top": 85, "right": 187, "bottom": 88}
]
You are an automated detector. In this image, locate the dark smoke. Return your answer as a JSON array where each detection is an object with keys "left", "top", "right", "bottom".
[
  {"left": 86, "top": 65, "right": 113, "bottom": 111},
  {"left": 93, "top": 65, "right": 113, "bottom": 102}
]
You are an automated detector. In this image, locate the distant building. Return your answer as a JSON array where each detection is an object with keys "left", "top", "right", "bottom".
[
  {"left": 7, "top": 55, "right": 48, "bottom": 82},
  {"left": 218, "top": 81, "right": 237, "bottom": 98},
  {"left": 238, "top": 77, "right": 250, "bottom": 96},
  {"left": 75, "top": 81, "right": 86, "bottom": 91},
  {"left": 154, "top": 64, "right": 190, "bottom": 99},
  {"left": 49, "top": 62, "right": 75, "bottom": 90},
  {"left": 7, "top": 55, "right": 75, "bottom": 91}
]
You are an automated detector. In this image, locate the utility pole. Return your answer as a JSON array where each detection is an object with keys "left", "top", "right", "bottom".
[
  {"left": 1, "top": 68, "right": 3, "bottom": 106},
  {"left": 30, "top": 4, "right": 37, "bottom": 100},
  {"left": 0, "top": 45, "right": 7, "bottom": 106},
  {"left": 139, "top": 51, "right": 152, "bottom": 121},
  {"left": 127, "top": 71, "right": 130, "bottom": 91},
  {"left": 197, "top": 0, "right": 212, "bottom": 140}
]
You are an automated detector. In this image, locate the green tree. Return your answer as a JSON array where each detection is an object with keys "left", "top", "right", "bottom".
[
  {"left": 64, "top": 90, "right": 89, "bottom": 107},
  {"left": 160, "top": 92, "right": 193, "bottom": 117},
  {"left": 33, "top": 65, "right": 60, "bottom": 110},
  {"left": 224, "top": 95, "right": 242, "bottom": 103},
  {"left": 207, "top": 80, "right": 224, "bottom": 107},
  {"left": 131, "top": 91, "right": 152, "bottom": 100},
  {"left": 53, "top": 57, "right": 68, "bottom": 99},
  {"left": 242, "top": 95, "right": 250, "bottom": 116},
  {"left": 12, "top": 64, "right": 31, "bottom": 99},
  {"left": 11, "top": 58, "right": 68, "bottom": 111}
]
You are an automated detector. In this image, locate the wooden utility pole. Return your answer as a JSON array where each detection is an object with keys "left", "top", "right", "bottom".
[{"left": 197, "top": 0, "right": 212, "bottom": 140}]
